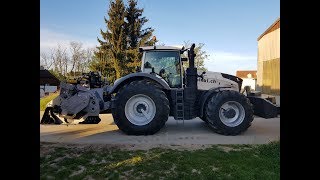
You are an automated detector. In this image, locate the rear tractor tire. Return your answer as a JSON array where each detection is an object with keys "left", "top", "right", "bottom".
[
  {"left": 112, "top": 80, "right": 170, "bottom": 135},
  {"left": 205, "top": 90, "right": 254, "bottom": 135}
]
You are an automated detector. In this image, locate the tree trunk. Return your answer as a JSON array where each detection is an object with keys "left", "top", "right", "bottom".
[{"left": 114, "top": 61, "right": 121, "bottom": 79}]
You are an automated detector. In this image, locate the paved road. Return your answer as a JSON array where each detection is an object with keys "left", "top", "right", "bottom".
[{"left": 40, "top": 111, "right": 280, "bottom": 148}]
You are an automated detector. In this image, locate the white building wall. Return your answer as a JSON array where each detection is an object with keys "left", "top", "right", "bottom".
[
  {"left": 40, "top": 85, "right": 57, "bottom": 93},
  {"left": 241, "top": 78, "right": 256, "bottom": 90}
]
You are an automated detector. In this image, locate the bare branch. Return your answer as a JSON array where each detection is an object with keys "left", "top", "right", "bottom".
[
  {"left": 69, "top": 41, "right": 84, "bottom": 77},
  {"left": 40, "top": 48, "right": 56, "bottom": 70}
]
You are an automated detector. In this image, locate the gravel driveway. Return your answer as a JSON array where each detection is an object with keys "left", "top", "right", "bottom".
[{"left": 40, "top": 111, "right": 280, "bottom": 149}]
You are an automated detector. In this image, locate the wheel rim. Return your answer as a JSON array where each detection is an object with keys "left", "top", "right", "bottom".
[
  {"left": 218, "top": 101, "right": 245, "bottom": 127},
  {"left": 125, "top": 94, "right": 156, "bottom": 126}
]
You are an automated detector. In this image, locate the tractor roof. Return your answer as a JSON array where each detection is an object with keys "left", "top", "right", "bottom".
[{"left": 139, "top": 45, "right": 184, "bottom": 52}]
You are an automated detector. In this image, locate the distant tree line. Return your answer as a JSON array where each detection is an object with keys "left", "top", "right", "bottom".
[{"left": 40, "top": 41, "right": 94, "bottom": 81}]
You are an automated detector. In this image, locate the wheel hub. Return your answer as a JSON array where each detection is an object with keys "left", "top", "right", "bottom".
[
  {"left": 125, "top": 94, "right": 156, "bottom": 126},
  {"left": 223, "top": 108, "right": 236, "bottom": 118},
  {"left": 219, "top": 101, "right": 245, "bottom": 127},
  {"left": 136, "top": 104, "right": 147, "bottom": 113}
]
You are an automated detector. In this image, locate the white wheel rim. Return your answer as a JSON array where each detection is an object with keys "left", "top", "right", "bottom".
[
  {"left": 125, "top": 94, "right": 156, "bottom": 126},
  {"left": 219, "top": 101, "right": 245, "bottom": 127}
]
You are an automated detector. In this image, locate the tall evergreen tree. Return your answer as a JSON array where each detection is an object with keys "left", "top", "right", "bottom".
[
  {"left": 93, "top": 0, "right": 156, "bottom": 82},
  {"left": 125, "top": 0, "right": 156, "bottom": 71},
  {"left": 90, "top": 47, "right": 116, "bottom": 82},
  {"left": 97, "top": 0, "right": 127, "bottom": 80}
]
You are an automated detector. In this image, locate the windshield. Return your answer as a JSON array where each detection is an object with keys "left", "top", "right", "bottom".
[{"left": 143, "top": 51, "right": 182, "bottom": 88}]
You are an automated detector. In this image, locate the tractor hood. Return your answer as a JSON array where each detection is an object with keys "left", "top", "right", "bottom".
[{"left": 197, "top": 71, "right": 243, "bottom": 92}]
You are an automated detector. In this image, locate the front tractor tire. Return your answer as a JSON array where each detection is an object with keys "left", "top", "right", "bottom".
[
  {"left": 205, "top": 90, "right": 254, "bottom": 135},
  {"left": 112, "top": 80, "right": 170, "bottom": 135}
]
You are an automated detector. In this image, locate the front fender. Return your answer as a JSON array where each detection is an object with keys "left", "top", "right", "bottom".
[{"left": 108, "top": 73, "right": 170, "bottom": 94}]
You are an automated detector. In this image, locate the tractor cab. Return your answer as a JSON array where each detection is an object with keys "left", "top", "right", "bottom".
[{"left": 139, "top": 46, "right": 184, "bottom": 88}]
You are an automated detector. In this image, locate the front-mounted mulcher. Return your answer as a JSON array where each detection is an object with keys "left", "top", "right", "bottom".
[{"left": 41, "top": 43, "right": 279, "bottom": 136}]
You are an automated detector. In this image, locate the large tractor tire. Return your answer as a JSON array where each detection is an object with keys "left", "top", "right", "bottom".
[
  {"left": 200, "top": 93, "right": 217, "bottom": 123},
  {"left": 112, "top": 80, "right": 170, "bottom": 135},
  {"left": 205, "top": 90, "right": 254, "bottom": 135}
]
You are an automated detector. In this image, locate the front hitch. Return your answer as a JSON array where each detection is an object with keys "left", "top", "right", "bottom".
[{"left": 247, "top": 96, "right": 280, "bottom": 118}]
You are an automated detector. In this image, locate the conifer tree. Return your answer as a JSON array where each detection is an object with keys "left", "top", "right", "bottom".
[
  {"left": 93, "top": 0, "right": 156, "bottom": 82},
  {"left": 125, "top": 0, "right": 156, "bottom": 71},
  {"left": 97, "top": 0, "right": 127, "bottom": 80}
]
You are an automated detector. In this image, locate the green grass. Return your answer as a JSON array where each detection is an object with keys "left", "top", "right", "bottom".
[
  {"left": 40, "top": 92, "right": 59, "bottom": 111},
  {"left": 40, "top": 141, "right": 280, "bottom": 180}
]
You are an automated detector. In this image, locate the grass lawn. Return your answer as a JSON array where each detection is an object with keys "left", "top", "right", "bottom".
[
  {"left": 40, "top": 92, "right": 59, "bottom": 111},
  {"left": 40, "top": 141, "right": 279, "bottom": 180}
]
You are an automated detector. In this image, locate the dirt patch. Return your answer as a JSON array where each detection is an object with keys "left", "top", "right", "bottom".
[
  {"left": 46, "top": 175, "right": 55, "bottom": 179},
  {"left": 217, "top": 145, "right": 255, "bottom": 152},
  {"left": 170, "top": 164, "right": 176, "bottom": 171},
  {"left": 89, "top": 158, "right": 98, "bottom": 165},
  {"left": 218, "top": 146, "right": 234, "bottom": 152},
  {"left": 41, "top": 142, "right": 215, "bottom": 151},
  {"left": 191, "top": 169, "right": 201, "bottom": 174},
  {"left": 122, "top": 169, "right": 134, "bottom": 177},
  {"left": 53, "top": 154, "right": 71, "bottom": 162},
  {"left": 69, "top": 165, "right": 86, "bottom": 177},
  {"left": 210, "top": 165, "right": 219, "bottom": 171},
  {"left": 40, "top": 142, "right": 57, "bottom": 157},
  {"left": 83, "top": 176, "right": 95, "bottom": 180}
]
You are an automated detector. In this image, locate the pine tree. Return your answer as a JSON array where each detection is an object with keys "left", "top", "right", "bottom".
[
  {"left": 97, "top": 0, "right": 127, "bottom": 80},
  {"left": 125, "top": 0, "right": 156, "bottom": 72},
  {"left": 93, "top": 0, "right": 156, "bottom": 82},
  {"left": 90, "top": 46, "right": 116, "bottom": 82}
]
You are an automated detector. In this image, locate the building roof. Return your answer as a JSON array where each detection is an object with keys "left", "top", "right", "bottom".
[
  {"left": 257, "top": 17, "right": 280, "bottom": 41},
  {"left": 236, "top": 70, "right": 257, "bottom": 79},
  {"left": 139, "top": 46, "right": 183, "bottom": 51},
  {"left": 40, "top": 70, "right": 59, "bottom": 80}
]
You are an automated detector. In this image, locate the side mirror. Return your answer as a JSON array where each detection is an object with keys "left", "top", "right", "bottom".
[
  {"left": 198, "top": 71, "right": 206, "bottom": 80},
  {"left": 159, "top": 69, "right": 165, "bottom": 77},
  {"left": 181, "top": 57, "right": 188, "bottom": 61}
]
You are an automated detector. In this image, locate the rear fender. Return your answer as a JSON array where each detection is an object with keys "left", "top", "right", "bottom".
[{"left": 108, "top": 73, "right": 170, "bottom": 94}]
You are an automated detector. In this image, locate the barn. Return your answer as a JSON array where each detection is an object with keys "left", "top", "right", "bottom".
[{"left": 256, "top": 18, "right": 280, "bottom": 95}]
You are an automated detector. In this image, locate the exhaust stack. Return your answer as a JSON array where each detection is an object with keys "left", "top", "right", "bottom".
[
  {"left": 184, "top": 43, "right": 198, "bottom": 119},
  {"left": 186, "top": 43, "right": 197, "bottom": 89}
]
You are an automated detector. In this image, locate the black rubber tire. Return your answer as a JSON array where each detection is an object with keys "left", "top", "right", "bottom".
[
  {"left": 200, "top": 93, "right": 217, "bottom": 123},
  {"left": 112, "top": 80, "right": 170, "bottom": 135},
  {"left": 205, "top": 90, "right": 254, "bottom": 135}
]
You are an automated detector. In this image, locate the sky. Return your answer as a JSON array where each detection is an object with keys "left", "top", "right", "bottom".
[{"left": 40, "top": 0, "right": 279, "bottom": 75}]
